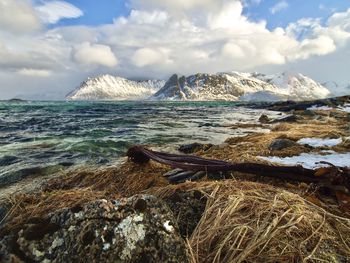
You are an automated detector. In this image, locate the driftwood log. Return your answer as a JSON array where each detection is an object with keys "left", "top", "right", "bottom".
[{"left": 127, "top": 146, "right": 350, "bottom": 192}]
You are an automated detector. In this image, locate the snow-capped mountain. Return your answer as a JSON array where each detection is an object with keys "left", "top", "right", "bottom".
[
  {"left": 152, "top": 72, "right": 331, "bottom": 101},
  {"left": 67, "top": 75, "right": 165, "bottom": 101},
  {"left": 323, "top": 81, "right": 350, "bottom": 97},
  {"left": 67, "top": 71, "right": 333, "bottom": 101}
]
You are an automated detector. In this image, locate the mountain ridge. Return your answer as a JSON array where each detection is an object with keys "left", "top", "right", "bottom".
[
  {"left": 66, "top": 72, "right": 336, "bottom": 101},
  {"left": 67, "top": 75, "right": 165, "bottom": 101},
  {"left": 151, "top": 72, "right": 331, "bottom": 101}
]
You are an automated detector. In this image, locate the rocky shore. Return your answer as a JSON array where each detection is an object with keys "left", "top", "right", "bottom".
[{"left": 1, "top": 96, "right": 350, "bottom": 262}]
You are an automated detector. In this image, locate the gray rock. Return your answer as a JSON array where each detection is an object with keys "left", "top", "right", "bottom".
[
  {"left": 330, "top": 111, "right": 345, "bottom": 119},
  {"left": 258, "top": 114, "right": 270, "bottom": 123},
  {"left": 5, "top": 195, "right": 189, "bottom": 263},
  {"left": 178, "top": 143, "right": 213, "bottom": 154},
  {"left": 269, "top": 139, "right": 298, "bottom": 151},
  {"left": 270, "top": 115, "right": 298, "bottom": 123},
  {"left": 299, "top": 110, "right": 316, "bottom": 117},
  {"left": 163, "top": 191, "right": 206, "bottom": 237}
]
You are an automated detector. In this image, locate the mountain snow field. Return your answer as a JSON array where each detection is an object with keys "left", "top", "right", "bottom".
[{"left": 67, "top": 71, "right": 335, "bottom": 101}]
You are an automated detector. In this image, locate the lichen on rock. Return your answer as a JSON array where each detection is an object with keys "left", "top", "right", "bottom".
[{"left": 2, "top": 194, "right": 189, "bottom": 263}]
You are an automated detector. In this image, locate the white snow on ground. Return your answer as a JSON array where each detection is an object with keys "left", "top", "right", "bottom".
[
  {"left": 338, "top": 104, "right": 350, "bottom": 113},
  {"left": 297, "top": 138, "right": 342, "bottom": 147},
  {"left": 259, "top": 152, "right": 350, "bottom": 169},
  {"left": 307, "top": 104, "right": 350, "bottom": 113},
  {"left": 307, "top": 105, "right": 333, "bottom": 111}
]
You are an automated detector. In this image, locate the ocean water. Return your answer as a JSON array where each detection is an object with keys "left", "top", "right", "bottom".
[{"left": 0, "top": 101, "right": 277, "bottom": 188}]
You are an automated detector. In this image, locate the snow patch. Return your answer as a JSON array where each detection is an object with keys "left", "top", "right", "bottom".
[
  {"left": 338, "top": 104, "right": 350, "bottom": 113},
  {"left": 307, "top": 105, "right": 333, "bottom": 111},
  {"left": 297, "top": 138, "right": 342, "bottom": 147},
  {"left": 163, "top": 220, "right": 174, "bottom": 233},
  {"left": 260, "top": 152, "right": 350, "bottom": 169}
]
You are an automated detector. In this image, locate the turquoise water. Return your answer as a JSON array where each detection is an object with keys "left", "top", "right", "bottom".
[{"left": 0, "top": 101, "right": 273, "bottom": 187}]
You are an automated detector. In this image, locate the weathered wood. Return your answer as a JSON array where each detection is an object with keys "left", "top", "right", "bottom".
[{"left": 127, "top": 146, "right": 350, "bottom": 190}]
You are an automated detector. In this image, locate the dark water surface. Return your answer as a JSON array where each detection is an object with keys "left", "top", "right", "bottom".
[{"left": 0, "top": 101, "right": 276, "bottom": 188}]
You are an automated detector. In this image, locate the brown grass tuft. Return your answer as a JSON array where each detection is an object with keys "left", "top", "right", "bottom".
[
  {"left": 45, "top": 161, "right": 169, "bottom": 196},
  {"left": 149, "top": 180, "right": 350, "bottom": 263}
]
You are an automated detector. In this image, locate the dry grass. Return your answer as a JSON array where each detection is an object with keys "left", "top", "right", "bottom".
[
  {"left": 1, "top": 161, "right": 170, "bottom": 235},
  {"left": 149, "top": 180, "right": 350, "bottom": 263},
  {"left": 1, "top": 188, "right": 110, "bottom": 235},
  {"left": 45, "top": 161, "right": 169, "bottom": 196},
  {"left": 199, "top": 118, "right": 349, "bottom": 163}
]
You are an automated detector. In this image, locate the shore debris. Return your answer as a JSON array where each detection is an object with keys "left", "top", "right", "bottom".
[{"left": 127, "top": 146, "right": 350, "bottom": 191}]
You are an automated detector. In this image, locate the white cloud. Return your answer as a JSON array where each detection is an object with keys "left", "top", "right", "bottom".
[
  {"left": 0, "top": 1, "right": 350, "bottom": 99},
  {"left": 73, "top": 42, "right": 118, "bottom": 68},
  {"left": 17, "top": 68, "right": 52, "bottom": 77},
  {"left": 0, "top": 0, "right": 41, "bottom": 33},
  {"left": 35, "top": 1, "right": 83, "bottom": 24},
  {"left": 131, "top": 48, "right": 171, "bottom": 67},
  {"left": 270, "top": 1, "right": 289, "bottom": 14}
]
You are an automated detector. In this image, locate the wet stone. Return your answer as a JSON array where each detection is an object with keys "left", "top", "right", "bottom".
[
  {"left": 178, "top": 143, "right": 213, "bottom": 154},
  {"left": 269, "top": 139, "right": 298, "bottom": 151},
  {"left": 258, "top": 114, "right": 270, "bottom": 123},
  {"left": 163, "top": 190, "right": 207, "bottom": 238},
  {"left": 3, "top": 195, "right": 189, "bottom": 263},
  {"left": 270, "top": 115, "right": 298, "bottom": 123}
]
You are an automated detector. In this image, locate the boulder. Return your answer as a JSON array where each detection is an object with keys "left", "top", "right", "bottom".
[
  {"left": 3, "top": 195, "right": 189, "bottom": 263},
  {"left": 163, "top": 190, "right": 206, "bottom": 237},
  {"left": 178, "top": 143, "right": 213, "bottom": 154},
  {"left": 270, "top": 115, "right": 298, "bottom": 123},
  {"left": 269, "top": 139, "right": 298, "bottom": 151},
  {"left": 258, "top": 114, "right": 270, "bottom": 123},
  {"left": 299, "top": 110, "right": 316, "bottom": 117}
]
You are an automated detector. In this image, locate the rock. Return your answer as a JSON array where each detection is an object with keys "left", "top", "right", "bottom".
[
  {"left": 96, "top": 158, "right": 109, "bottom": 164},
  {"left": 268, "top": 139, "right": 298, "bottom": 151},
  {"left": 0, "top": 156, "right": 20, "bottom": 166},
  {"left": 258, "top": 114, "right": 270, "bottom": 123},
  {"left": 299, "top": 110, "right": 316, "bottom": 117},
  {"left": 178, "top": 143, "right": 213, "bottom": 154},
  {"left": 270, "top": 115, "right": 298, "bottom": 123},
  {"left": 330, "top": 111, "right": 345, "bottom": 119},
  {"left": 4, "top": 195, "right": 189, "bottom": 263},
  {"left": 163, "top": 191, "right": 206, "bottom": 237}
]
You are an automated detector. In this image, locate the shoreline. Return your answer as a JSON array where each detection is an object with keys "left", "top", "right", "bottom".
[{"left": 1, "top": 96, "right": 350, "bottom": 262}]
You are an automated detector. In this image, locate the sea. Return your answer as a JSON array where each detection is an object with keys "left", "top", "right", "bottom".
[{"left": 0, "top": 100, "right": 278, "bottom": 194}]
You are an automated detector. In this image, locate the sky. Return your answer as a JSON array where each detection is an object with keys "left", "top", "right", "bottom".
[{"left": 0, "top": 0, "right": 349, "bottom": 99}]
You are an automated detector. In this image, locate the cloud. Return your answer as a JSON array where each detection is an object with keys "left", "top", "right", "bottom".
[
  {"left": 131, "top": 48, "right": 171, "bottom": 67},
  {"left": 270, "top": 1, "right": 289, "bottom": 14},
  {"left": 17, "top": 68, "right": 52, "bottom": 77},
  {"left": 0, "top": 1, "right": 350, "bottom": 99},
  {"left": 35, "top": 1, "right": 83, "bottom": 24},
  {"left": 73, "top": 42, "right": 118, "bottom": 68},
  {"left": 0, "top": 0, "right": 41, "bottom": 33}
]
